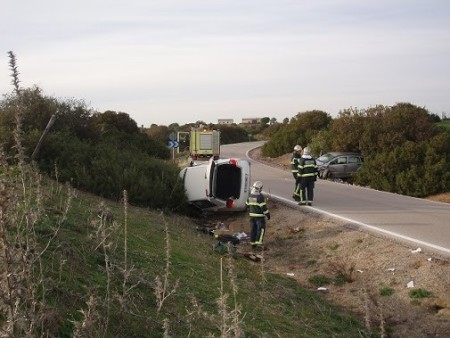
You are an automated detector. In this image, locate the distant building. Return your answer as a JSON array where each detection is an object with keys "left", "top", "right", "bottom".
[
  {"left": 241, "top": 117, "right": 261, "bottom": 124},
  {"left": 218, "top": 118, "right": 234, "bottom": 125}
]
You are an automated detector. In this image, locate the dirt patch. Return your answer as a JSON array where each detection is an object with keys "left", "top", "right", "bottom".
[{"left": 211, "top": 149, "right": 450, "bottom": 337}]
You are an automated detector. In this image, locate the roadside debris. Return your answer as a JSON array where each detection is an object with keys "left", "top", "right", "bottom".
[
  {"left": 243, "top": 253, "right": 263, "bottom": 262},
  {"left": 233, "top": 232, "right": 248, "bottom": 240},
  {"left": 407, "top": 280, "right": 415, "bottom": 288},
  {"left": 289, "top": 226, "right": 303, "bottom": 233},
  {"left": 411, "top": 247, "right": 422, "bottom": 253}
]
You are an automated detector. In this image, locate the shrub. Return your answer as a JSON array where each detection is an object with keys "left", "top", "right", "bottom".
[
  {"left": 409, "top": 288, "right": 433, "bottom": 299},
  {"left": 379, "top": 287, "right": 395, "bottom": 297}
]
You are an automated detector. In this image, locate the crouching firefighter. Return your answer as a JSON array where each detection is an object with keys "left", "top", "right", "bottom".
[{"left": 246, "top": 181, "right": 271, "bottom": 249}]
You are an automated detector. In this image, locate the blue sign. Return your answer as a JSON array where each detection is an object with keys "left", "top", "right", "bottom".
[{"left": 167, "top": 140, "right": 179, "bottom": 148}]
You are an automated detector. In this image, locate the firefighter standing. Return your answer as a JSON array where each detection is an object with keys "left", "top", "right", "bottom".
[
  {"left": 246, "top": 181, "right": 270, "bottom": 249},
  {"left": 291, "top": 145, "right": 302, "bottom": 201},
  {"left": 297, "top": 147, "right": 318, "bottom": 206}
]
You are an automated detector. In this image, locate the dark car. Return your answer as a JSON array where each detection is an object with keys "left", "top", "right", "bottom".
[{"left": 316, "top": 152, "right": 364, "bottom": 179}]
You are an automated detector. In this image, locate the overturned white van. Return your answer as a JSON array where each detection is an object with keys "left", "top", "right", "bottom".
[{"left": 179, "top": 157, "right": 251, "bottom": 212}]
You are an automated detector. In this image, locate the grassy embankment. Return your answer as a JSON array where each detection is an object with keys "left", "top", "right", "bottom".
[{"left": 1, "top": 167, "right": 372, "bottom": 337}]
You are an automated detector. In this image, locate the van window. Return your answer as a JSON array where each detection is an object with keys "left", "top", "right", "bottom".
[{"left": 337, "top": 157, "right": 347, "bottom": 164}]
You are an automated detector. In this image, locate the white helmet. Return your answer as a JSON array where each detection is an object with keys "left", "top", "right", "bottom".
[
  {"left": 294, "top": 145, "right": 302, "bottom": 152},
  {"left": 303, "top": 147, "right": 311, "bottom": 155},
  {"left": 252, "top": 181, "right": 263, "bottom": 191}
]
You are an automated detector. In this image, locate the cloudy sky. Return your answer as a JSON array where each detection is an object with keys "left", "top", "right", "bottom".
[{"left": 2, "top": 0, "right": 450, "bottom": 126}]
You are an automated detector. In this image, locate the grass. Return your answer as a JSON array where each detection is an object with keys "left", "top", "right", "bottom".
[
  {"left": 379, "top": 287, "right": 395, "bottom": 297},
  {"left": 409, "top": 288, "right": 433, "bottom": 299},
  {"left": 436, "top": 119, "right": 450, "bottom": 131},
  {"left": 308, "top": 274, "right": 333, "bottom": 286},
  {"left": 0, "top": 172, "right": 371, "bottom": 337}
]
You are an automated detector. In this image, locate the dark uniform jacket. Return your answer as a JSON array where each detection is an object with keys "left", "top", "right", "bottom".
[
  {"left": 298, "top": 155, "right": 318, "bottom": 181},
  {"left": 246, "top": 192, "right": 270, "bottom": 218},
  {"left": 290, "top": 152, "right": 301, "bottom": 177}
]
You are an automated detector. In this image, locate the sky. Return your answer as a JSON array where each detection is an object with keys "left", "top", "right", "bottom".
[{"left": 2, "top": 0, "right": 450, "bottom": 127}]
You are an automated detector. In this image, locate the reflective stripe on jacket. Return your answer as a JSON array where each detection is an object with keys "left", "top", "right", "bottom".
[
  {"left": 246, "top": 193, "right": 270, "bottom": 218},
  {"left": 290, "top": 153, "right": 301, "bottom": 174},
  {"left": 298, "top": 155, "right": 318, "bottom": 179}
]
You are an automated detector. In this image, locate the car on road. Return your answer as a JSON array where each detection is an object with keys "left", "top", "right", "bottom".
[
  {"left": 316, "top": 152, "right": 364, "bottom": 179},
  {"left": 179, "top": 157, "right": 251, "bottom": 212}
]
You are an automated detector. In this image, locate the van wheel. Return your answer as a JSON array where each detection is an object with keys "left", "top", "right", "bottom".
[{"left": 323, "top": 169, "right": 331, "bottom": 179}]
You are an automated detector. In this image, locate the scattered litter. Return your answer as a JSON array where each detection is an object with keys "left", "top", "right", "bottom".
[
  {"left": 286, "top": 273, "right": 295, "bottom": 277},
  {"left": 427, "top": 257, "right": 432, "bottom": 262},
  {"left": 387, "top": 267, "right": 395, "bottom": 272},
  {"left": 317, "top": 287, "right": 328, "bottom": 291},
  {"left": 407, "top": 280, "right": 415, "bottom": 288},
  {"left": 411, "top": 247, "right": 422, "bottom": 253},
  {"left": 243, "top": 253, "right": 262, "bottom": 262},
  {"left": 356, "top": 269, "right": 363, "bottom": 273},
  {"left": 216, "top": 222, "right": 228, "bottom": 230},
  {"left": 289, "top": 226, "right": 302, "bottom": 233},
  {"left": 232, "top": 232, "right": 248, "bottom": 239}
]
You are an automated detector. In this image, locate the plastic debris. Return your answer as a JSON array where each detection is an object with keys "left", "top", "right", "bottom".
[
  {"left": 411, "top": 247, "right": 422, "bottom": 253},
  {"left": 317, "top": 287, "right": 328, "bottom": 291},
  {"left": 356, "top": 269, "right": 363, "bottom": 273},
  {"left": 407, "top": 280, "right": 415, "bottom": 288},
  {"left": 387, "top": 267, "right": 395, "bottom": 272},
  {"left": 232, "top": 232, "right": 248, "bottom": 239},
  {"left": 427, "top": 257, "right": 432, "bottom": 262},
  {"left": 287, "top": 273, "right": 295, "bottom": 277}
]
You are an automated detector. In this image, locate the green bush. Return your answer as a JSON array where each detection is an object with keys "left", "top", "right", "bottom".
[
  {"left": 379, "top": 287, "right": 395, "bottom": 296},
  {"left": 409, "top": 288, "right": 433, "bottom": 299},
  {"left": 355, "top": 134, "right": 450, "bottom": 197},
  {"left": 262, "top": 110, "right": 331, "bottom": 157}
]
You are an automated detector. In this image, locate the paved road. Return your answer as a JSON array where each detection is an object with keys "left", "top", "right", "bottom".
[{"left": 221, "top": 141, "right": 450, "bottom": 258}]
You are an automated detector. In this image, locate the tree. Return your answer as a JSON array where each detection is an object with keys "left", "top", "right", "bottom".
[
  {"left": 328, "top": 107, "right": 367, "bottom": 153},
  {"left": 144, "top": 124, "right": 170, "bottom": 144},
  {"left": 260, "top": 117, "right": 270, "bottom": 126},
  {"left": 91, "top": 110, "right": 139, "bottom": 135},
  {"left": 168, "top": 122, "right": 180, "bottom": 130},
  {"left": 261, "top": 110, "right": 331, "bottom": 157}
]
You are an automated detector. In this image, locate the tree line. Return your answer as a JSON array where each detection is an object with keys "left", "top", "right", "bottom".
[
  {"left": 0, "top": 82, "right": 273, "bottom": 214},
  {"left": 261, "top": 104, "right": 450, "bottom": 197}
]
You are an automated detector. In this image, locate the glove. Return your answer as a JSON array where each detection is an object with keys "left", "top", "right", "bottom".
[{"left": 266, "top": 214, "right": 271, "bottom": 220}]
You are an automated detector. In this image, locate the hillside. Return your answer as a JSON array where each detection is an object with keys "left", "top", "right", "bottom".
[
  {"left": 2, "top": 155, "right": 449, "bottom": 337},
  {"left": 1, "top": 172, "right": 370, "bottom": 337}
]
